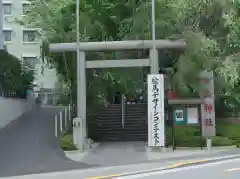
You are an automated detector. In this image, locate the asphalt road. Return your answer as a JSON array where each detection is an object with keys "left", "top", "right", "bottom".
[
  {"left": 121, "top": 158, "right": 240, "bottom": 179},
  {"left": 0, "top": 107, "right": 92, "bottom": 177},
  {"left": 1, "top": 105, "right": 240, "bottom": 178}
]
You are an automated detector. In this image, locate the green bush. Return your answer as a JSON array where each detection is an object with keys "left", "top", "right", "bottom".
[
  {"left": 233, "top": 138, "right": 240, "bottom": 148},
  {"left": 212, "top": 136, "right": 234, "bottom": 146},
  {"left": 166, "top": 124, "right": 238, "bottom": 147},
  {"left": 60, "top": 134, "right": 77, "bottom": 151},
  {"left": 217, "top": 123, "right": 240, "bottom": 140},
  {"left": 0, "top": 50, "right": 35, "bottom": 97},
  {"left": 166, "top": 126, "right": 203, "bottom": 147}
]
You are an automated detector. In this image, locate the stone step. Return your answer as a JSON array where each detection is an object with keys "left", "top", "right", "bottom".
[
  {"left": 96, "top": 104, "right": 148, "bottom": 141},
  {"left": 96, "top": 134, "right": 148, "bottom": 142}
]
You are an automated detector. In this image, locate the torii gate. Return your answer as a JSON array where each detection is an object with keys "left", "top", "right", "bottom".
[{"left": 49, "top": 40, "right": 186, "bottom": 146}]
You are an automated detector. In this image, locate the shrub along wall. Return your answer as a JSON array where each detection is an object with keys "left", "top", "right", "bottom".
[
  {"left": 165, "top": 122, "right": 240, "bottom": 147},
  {"left": 0, "top": 50, "right": 34, "bottom": 98},
  {"left": 60, "top": 120, "right": 240, "bottom": 151}
]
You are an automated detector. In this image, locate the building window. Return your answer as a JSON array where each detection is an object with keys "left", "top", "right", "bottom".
[
  {"left": 23, "top": 30, "right": 36, "bottom": 42},
  {"left": 22, "top": 57, "right": 38, "bottom": 69},
  {"left": 22, "top": 4, "right": 30, "bottom": 14},
  {"left": 3, "top": 3, "right": 12, "bottom": 15},
  {"left": 3, "top": 30, "right": 12, "bottom": 42}
]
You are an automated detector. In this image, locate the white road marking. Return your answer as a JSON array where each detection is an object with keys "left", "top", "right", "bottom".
[
  {"left": 3, "top": 155, "right": 240, "bottom": 179},
  {"left": 225, "top": 168, "right": 240, "bottom": 172},
  {"left": 116, "top": 158, "right": 240, "bottom": 179}
]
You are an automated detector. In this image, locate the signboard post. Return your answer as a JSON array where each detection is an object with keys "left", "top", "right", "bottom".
[
  {"left": 199, "top": 71, "right": 215, "bottom": 152},
  {"left": 148, "top": 74, "right": 165, "bottom": 148}
]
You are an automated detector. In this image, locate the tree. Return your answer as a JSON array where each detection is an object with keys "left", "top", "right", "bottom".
[
  {"left": 0, "top": 50, "right": 35, "bottom": 98},
  {"left": 21, "top": 0, "right": 240, "bottom": 114}
]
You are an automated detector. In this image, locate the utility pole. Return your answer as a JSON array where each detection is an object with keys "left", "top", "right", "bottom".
[
  {"left": 150, "top": 0, "right": 159, "bottom": 74},
  {"left": 76, "top": 0, "right": 86, "bottom": 151},
  {"left": 76, "top": 0, "right": 80, "bottom": 121},
  {"left": 151, "top": 0, "right": 156, "bottom": 59}
]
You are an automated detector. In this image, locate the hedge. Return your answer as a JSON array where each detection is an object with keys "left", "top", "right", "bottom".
[
  {"left": 60, "top": 122, "right": 240, "bottom": 150},
  {"left": 0, "top": 50, "right": 35, "bottom": 98}
]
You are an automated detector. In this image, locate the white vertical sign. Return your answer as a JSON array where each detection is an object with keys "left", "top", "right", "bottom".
[
  {"left": 199, "top": 71, "right": 216, "bottom": 137},
  {"left": 148, "top": 74, "right": 165, "bottom": 147}
]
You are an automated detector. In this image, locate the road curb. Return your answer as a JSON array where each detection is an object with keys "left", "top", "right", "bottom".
[{"left": 85, "top": 155, "right": 240, "bottom": 179}]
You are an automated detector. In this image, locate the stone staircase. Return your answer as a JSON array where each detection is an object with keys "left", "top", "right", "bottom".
[{"left": 96, "top": 103, "right": 148, "bottom": 141}]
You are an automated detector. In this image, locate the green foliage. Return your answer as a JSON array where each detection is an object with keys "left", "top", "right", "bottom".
[
  {"left": 19, "top": 0, "right": 240, "bottom": 114},
  {"left": 166, "top": 123, "right": 239, "bottom": 147},
  {"left": 60, "top": 134, "right": 77, "bottom": 151},
  {"left": 0, "top": 50, "right": 35, "bottom": 96},
  {"left": 217, "top": 122, "right": 240, "bottom": 140},
  {"left": 212, "top": 136, "right": 234, "bottom": 146}
]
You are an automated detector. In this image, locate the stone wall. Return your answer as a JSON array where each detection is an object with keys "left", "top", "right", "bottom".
[{"left": 0, "top": 97, "right": 33, "bottom": 129}]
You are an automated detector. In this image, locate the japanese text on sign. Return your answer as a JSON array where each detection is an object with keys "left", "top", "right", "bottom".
[
  {"left": 148, "top": 74, "right": 165, "bottom": 147},
  {"left": 199, "top": 71, "right": 216, "bottom": 137},
  {"left": 152, "top": 77, "right": 160, "bottom": 145}
]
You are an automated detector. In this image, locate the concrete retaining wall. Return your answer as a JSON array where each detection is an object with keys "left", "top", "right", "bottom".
[{"left": 0, "top": 97, "right": 33, "bottom": 129}]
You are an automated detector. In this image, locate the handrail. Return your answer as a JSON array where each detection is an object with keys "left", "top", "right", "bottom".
[{"left": 121, "top": 94, "right": 126, "bottom": 128}]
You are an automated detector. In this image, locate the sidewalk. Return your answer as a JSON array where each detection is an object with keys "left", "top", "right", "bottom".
[
  {"left": 65, "top": 143, "right": 100, "bottom": 162},
  {"left": 64, "top": 142, "right": 238, "bottom": 166},
  {"left": 147, "top": 146, "right": 236, "bottom": 160}
]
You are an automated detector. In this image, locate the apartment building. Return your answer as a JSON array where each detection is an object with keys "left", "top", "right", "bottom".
[{"left": 2, "top": 0, "right": 58, "bottom": 90}]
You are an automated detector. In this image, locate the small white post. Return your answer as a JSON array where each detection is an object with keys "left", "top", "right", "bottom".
[
  {"left": 207, "top": 138, "right": 212, "bottom": 152},
  {"left": 44, "top": 92, "right": 48, "bottom": 105},
  {"left": 65, "top": 107, "right": 68, "bottom": 129},
  {"left": 59, "top": 112, "right": 63, "bottom": 132},
  {"left": 55, "top": 115, "right": 58, "bottom": 137},
  {"left": 53, "top": 92, "right": 56, "bottom": 105},
  {"left": 69, "top": 104, "right": 71, "bottom": 122},
  {"left": 73, "top": 119, "right": 77, "bottom": 145}
]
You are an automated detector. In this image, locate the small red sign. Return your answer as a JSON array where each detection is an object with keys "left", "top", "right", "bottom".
[
  {"left": 204, "top": 103, "right": 213, "bottom": 113},
  {"left": 167, "top": 91, "right": 178, "bottom": 99}
]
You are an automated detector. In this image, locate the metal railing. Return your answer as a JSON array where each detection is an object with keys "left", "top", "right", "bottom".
[
  {"left": 121, "top": 94, "right": 126, "bottom": 128},
  {"left": 54, "top": 104, "right": 72, "bottom": 138}
]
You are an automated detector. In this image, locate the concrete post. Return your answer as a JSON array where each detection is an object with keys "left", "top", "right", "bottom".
[
  {"left": 68, "top": 104, "right": 71, "bottom": 122},
  {"left": 53, "top": 92, "right": 56, "bottom": 105},
  {"left": 59, "top": 112, "right": 63, "bottom": 133},
  {"left": 207, "top": 138, "right": 212, "bottom": 152},
  {"left": 73, "top": 117, "right": 84, "bottom": 152},
  {"left": 150, "top": 49, "right": 159, "bottom": 74},
  {"left": 64, "top": 107, "right": 68, "bottom": 129},
  {"left": 73, "top": 118, "right": 77, "bottom": 146},
  {"left": 77, "top": 51, "right": 87, "bottom": 139},
  {"left": 54, "top": 115, "right": 58, "bottom": 137},
  {"left": 44, "top": 92, "right": 48, "bottom": 105}
]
